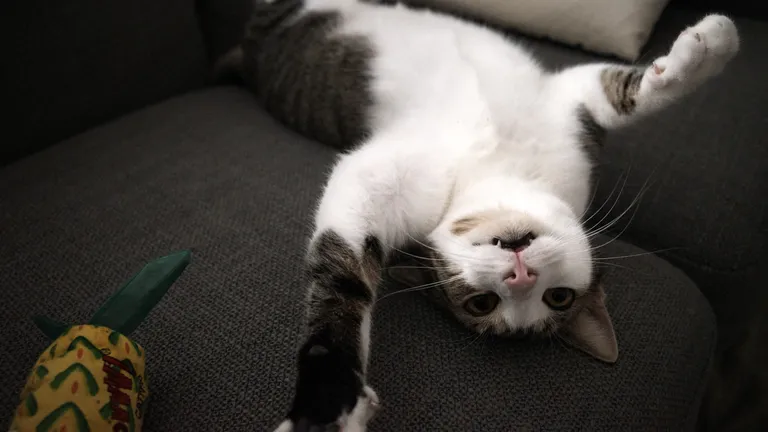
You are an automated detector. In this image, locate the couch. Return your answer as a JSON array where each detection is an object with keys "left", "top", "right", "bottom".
[{"left": 2, "top": 0, "right": 766, "bottom": 430}]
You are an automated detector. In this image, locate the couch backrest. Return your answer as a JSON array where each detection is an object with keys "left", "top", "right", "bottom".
[
  {"left": 671, "top": 0, "right": 768, "bottom": 19},
  {"left": 1, "top": 0, "right": 209, "bottom": 165}
]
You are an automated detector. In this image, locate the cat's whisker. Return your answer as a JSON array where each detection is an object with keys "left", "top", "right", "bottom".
[
  {"left": 589, "top": 171, "right": 657, "bottom": 250},
  {"left": 403, "top": 232, "right": 492, "bottom": 264},
  {"left": 578, "top": 177, "right": 602, "bottom": 220},
  {"left": 389, "top": 246, "right": 453, "bottom": 263},
  {"left": 592, "top": 262, "right": 632, "bottom": 270},
  {"left": 376, "top": 275, "right": 462, "bottom": 303},
  {"left": 589, "top": 198, "right": 644, "bottom": 248},
  {"left": 404, "top": 232, "right": 441, "bottom": 254},
  {"left": 592, "top": 246, "right": 684, "bottom": 261},
  {"left": 584, "top": 168, "right": 632, "bottom": 234},
  {"left": 456, "top": 329, "right": 488, "bottom": 351},
  {"left": 582, "top": 167, "right": 631, "bottom": 228},
  {"left": 389, "top": 244, "right": 492, "bottom": 265},
  {"left": 383, "top": 264, "right": 450, "bottom": 270},
  {"left": 584, "top": 175, "right": 653, "bottom": 241},
  {"left": 552, "top": 332, "right": 574, "bottom": 355},
  {"left": 581, "top": 166, "right": 628, "bottom": 226}
]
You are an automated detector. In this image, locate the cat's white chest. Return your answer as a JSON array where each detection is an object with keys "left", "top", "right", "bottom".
[{"left": 339, "top": 2, "right": 593, "bottom": 214}]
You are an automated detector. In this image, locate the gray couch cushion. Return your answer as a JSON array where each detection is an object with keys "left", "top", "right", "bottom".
[
  {"left": 1, "top": 0, "right": 209, "bottom": 164},
  {"left": 1, "top": 87, "right": 715, "bottom": 430}
]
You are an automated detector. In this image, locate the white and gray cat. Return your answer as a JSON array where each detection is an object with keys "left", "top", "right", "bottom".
[{"left": 219, "top": 1, "right": 740, "bottom": 430}]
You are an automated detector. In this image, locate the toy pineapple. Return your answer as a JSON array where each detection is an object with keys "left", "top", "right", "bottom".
[{"left": 10, "top": 251, "right": 191, "bottom": 432}]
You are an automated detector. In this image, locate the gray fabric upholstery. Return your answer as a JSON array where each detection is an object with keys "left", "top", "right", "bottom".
[
  {"left": 0, "top": 88, "right": 716, "bottom": 431},
  {"left": 671, "top": 0, "right": 768, "bottom": 20},
  {"left": 520, "top": 10, "right": 768, "bottom": 349},
  {"left": 0, "top": 0, "right": 208, "bottom": 164}
]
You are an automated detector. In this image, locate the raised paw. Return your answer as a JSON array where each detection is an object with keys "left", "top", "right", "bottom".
[{"left": 646, "top": 14, "right": 739, "bottom": 89}]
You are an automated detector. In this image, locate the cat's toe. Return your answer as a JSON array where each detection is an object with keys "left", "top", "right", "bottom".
[
  {"left": 274, "top": 419, "right": 294, "bottom": 432},
  {"left": 657, "top": 14, "right": 739, "bottom": 87},
  {"left": 667, "top": 28, "right": 708, "bottom": 75},
  {"left": 702, "top": 14, "right": 740, "bottom": 58},
  {"left": 338, "top": 386, "right": 379, "bottom": 432},
  {"left": 679, "top": 15, "right": 740, "bottom": 62}
]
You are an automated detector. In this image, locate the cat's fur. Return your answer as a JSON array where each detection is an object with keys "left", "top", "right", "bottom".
[{"left": 218, "top": 1, "right": 740, "bottom": 430}]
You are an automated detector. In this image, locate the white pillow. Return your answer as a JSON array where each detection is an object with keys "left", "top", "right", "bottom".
[{"left": 408, "top": 0, "right": 672, "bottom": 61}]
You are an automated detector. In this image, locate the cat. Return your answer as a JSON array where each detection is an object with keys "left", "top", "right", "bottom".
[{"left": 217, "top": 1, "right": 740, "bottom": 430}]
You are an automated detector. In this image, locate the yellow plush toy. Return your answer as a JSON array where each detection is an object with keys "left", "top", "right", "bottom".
[{"left": 10, "top": 251, "right": 191, "bottom": 432}]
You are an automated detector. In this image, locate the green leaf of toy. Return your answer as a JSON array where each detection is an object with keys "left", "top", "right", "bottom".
[
  {"left": 33, "top": 316, "right": 70, "bottom": 340},
  {"left": 88, "top": 250, "right": 191, "bottom": 335}
]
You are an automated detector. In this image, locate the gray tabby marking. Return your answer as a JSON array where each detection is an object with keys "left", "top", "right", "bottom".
[
  {"left": 577, "top": 105, "right": 606, "bottom": 164},
  {"left": 237, "top": 0, "right": 375, "bottom": 150},
  {"left": 307, "top": 231, "right": 382, "bottom": 305},
  {"left": 600, "top": 68, "right": 644, "bottom": 115}
]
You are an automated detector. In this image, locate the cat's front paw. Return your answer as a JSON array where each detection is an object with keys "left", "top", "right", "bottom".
[
  {"left": 647, "top": 14, "right": 739, "bottom": 89},
  {"left": 274, "top": 342, "right": 379, "bottom": 432},
  {"left": 275, "top": 386, "right": 379, "bottom": 432}
]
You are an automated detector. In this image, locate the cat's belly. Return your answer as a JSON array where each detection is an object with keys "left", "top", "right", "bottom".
[
  {"left": 334, "top": 1, "right": 592, "bottom": 215},
  {"left": 337, "top": 1, "right": 544, "bottom": 131},
  {"left": 460, "top": 133, "right": 594, "bottom": 218}
]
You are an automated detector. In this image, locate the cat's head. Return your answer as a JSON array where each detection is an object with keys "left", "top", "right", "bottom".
[{"left": 388, "top": 206, "right": 617, "bottom": 363}]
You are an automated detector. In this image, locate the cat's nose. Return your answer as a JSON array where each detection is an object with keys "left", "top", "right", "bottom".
[
  {"left": 504, "top": 254, "right": 538, "bottom": 291},
  {"left": 504, "top": 270, "right": 538, "bottom": 291}
]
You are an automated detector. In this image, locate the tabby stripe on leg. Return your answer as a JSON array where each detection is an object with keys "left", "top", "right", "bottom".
[
  {"left": 307, "top": 231, "right": 380, "bottom": 302},
  {"left": 600, "top": 67, "right": 644, "bottom": 115}
]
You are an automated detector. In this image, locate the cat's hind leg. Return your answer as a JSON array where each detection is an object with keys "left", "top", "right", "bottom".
[{"left": 551, "top": 14, "right": 739, "bottom": 129}]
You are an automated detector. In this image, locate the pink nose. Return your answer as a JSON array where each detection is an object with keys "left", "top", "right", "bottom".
[{"left": 504, "top": 253, "right": 538, "bottom": 291}]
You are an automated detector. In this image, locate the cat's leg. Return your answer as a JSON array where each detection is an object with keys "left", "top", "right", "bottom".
[
  {"left": 274, "top": 149, "right": 417, "bottom": 432},
  {"left": 551, "top": 14, "right": 739, "bottom": 129}
]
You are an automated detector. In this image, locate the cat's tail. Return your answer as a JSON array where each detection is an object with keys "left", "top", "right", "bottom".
[
  {"left": 213, "top": 45, "right": 245, "bottom": 84},
  {"left": 212, "top": 0, "right": 305, "bottom": 84}
]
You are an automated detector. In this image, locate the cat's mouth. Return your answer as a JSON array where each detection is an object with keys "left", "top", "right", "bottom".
[{"left": 491, "top": 231, "right": 536, "bottom": 252}]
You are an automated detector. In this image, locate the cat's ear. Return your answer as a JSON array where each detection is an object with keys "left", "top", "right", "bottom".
[
  {"left": 558, "top": 283, "right": 618, "bottom": 363},
  {"left": 385, "top": 258, "right": 432, "bottom": 288},
  {"left": 384, "top": 246, "right": 435, "bottom": 289}
]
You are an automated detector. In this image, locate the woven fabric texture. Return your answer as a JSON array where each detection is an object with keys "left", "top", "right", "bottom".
[{"left": 1, "top": 88, "right": 715, "bottom": 431}]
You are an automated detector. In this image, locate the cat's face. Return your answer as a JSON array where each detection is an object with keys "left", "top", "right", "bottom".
[{"left": 389, "top": 208, "right": 618, "bottom": 363}]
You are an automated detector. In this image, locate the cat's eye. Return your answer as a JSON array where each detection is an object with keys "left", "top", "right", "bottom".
[
  {"left": 543, "top": 287, "right": 576, "bottom": 310},
  {"left": 463, "top": 292, "right": 500, "bottom": 316}
]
